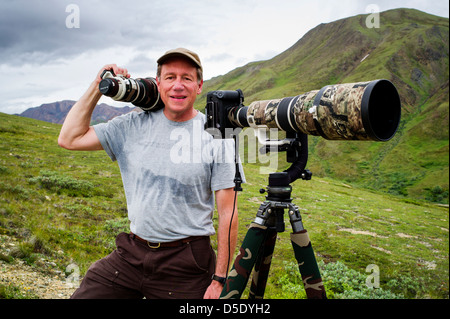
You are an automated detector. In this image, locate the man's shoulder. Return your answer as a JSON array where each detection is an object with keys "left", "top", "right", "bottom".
[
  {"left": 112, "top": 108, "right": 162, "bottom": 124},
  {"left": 196, "top": 110, "right": 206, "bottom": 120}
]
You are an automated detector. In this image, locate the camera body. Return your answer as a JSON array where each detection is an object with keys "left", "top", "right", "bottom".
[
  {"left": 205, "top": 89, "right": 247, "bottom": 139},
  {"left": 99, "top": 70, "right": 164, "bottom": 112}
]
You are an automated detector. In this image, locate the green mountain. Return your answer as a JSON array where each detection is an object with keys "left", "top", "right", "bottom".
[{"left": 195, "top": 8, "right": 449, "bottom": 203}]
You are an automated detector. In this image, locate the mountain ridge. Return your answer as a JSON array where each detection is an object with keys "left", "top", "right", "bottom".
[{"left": 17, "top": 100, "right": 136, "bottom": 125}]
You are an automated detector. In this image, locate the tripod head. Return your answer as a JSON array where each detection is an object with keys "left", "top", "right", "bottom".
[
  {"left": 261, "top": 131, "right": 312, "bottom": 188},
  {"left": 253, "top": 132, "right": 311, "bottom": 233}
]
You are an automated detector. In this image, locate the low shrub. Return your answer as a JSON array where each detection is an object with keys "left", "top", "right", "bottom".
[
  {"left": 29, "top": 170, "right": 94, "bottom": 197},
  {"left": 276, "top": 260, "right": 410, "bottom": 299}
]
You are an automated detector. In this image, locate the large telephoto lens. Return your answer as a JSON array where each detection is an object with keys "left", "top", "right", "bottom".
[{"left": 233, "top": 79, "right": 401, "bottom": 141}]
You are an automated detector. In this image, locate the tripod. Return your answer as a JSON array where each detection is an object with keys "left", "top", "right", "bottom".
[{"left": 220, "top": 133, "right": 327, "bottom": 299}]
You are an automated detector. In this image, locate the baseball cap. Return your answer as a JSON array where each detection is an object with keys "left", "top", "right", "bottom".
[{"left": 157, "top": 48, "right": 203, "bottom": 72}]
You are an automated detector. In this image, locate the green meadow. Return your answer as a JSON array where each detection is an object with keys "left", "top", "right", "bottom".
[{"left": 0, "top": 112, "right": 448, "bottom": 298}]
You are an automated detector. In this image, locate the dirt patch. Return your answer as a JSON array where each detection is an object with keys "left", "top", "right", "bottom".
[
  {"left": 0, "top": 260, "right": 76, "bottom": 298},
  {"left": 0, "top": 234, "right": 76, "bottom": 299},
  {"left": 396, "top": 232, "right": 417, "bottom": 239},
  {"left": 370, "top": 245, "right": 392, "bottom": 254},
  {"left": 338, "top": 228, "right": 388, "bottom": 238}
]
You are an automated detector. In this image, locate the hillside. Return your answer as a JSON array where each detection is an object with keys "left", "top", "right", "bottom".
[
  {"left": 17, "top": 100, "right": 136, "bottom": 125},
  {"left": 0, "top": 111, "right": 448, "bottom": 299},
  {"left": 195, "top": 8, "right": 449, "bottom": 203}
]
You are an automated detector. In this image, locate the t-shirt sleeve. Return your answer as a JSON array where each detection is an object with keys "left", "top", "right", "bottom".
[
  {"left": 210, "top": 138, "right": 246, "bottom": 192},
  {"left": 93, "top": 114, "right": 131, "bottom": 162}
]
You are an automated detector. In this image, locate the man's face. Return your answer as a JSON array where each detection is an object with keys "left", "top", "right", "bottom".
[{"left": 156, "top": 58, "right": 203, "bottom": 122}]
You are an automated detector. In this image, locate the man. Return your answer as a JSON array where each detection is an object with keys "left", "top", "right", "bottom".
[{"left": 58, "top": 48, "right": 244, "bottom": 299}]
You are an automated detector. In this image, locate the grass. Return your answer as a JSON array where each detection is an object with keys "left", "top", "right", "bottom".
[
  {"left": 0, "top": 282, "right": 39, "bottom": 299},
  {"left": 236, "top": 167, "right": 448, "bottom": 299},
  {"left": 0, "top": 113, "right": 128, "bottom": 274},
  {"left": 0, "top": 112, "right": 448, "bottom": 299}
]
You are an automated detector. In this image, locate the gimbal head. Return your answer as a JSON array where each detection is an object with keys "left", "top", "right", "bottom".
[{"left": 256, "top": 133, "right": 311, "bottom": 233}]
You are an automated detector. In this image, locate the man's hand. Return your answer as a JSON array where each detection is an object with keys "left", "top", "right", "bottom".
[
  {"left": 94, "top": 64, "right": 130, "bottom": 85},
  {"left": 203, "top": 280, "right": 224, "bottom": 299}
]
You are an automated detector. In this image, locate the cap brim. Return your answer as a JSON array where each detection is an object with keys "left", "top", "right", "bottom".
[{"left": 157, "top": 52, "right": 202, "bottom": 71}]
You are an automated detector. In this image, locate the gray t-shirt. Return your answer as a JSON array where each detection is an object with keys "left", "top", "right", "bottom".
[{"left": 94, "top": 109, "right": 244, "bottom": 242}]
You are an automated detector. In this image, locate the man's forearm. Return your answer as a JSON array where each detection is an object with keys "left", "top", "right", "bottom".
[{"left": 215, "top": 206, "right": 239, "bottom": 277}]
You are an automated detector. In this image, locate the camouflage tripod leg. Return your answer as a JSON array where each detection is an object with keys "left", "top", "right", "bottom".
[
  {"left": 291, "top": 230, "right": 327, "bottom": 299},
  {"left": 220, "top": 199, "right": 326, "bottom": 299},
  {"left": 220, "top": 223, "right": 268, "bottom": 299},
  {"left": 249, "top": 227, "right": 277, "bottom": 299}
]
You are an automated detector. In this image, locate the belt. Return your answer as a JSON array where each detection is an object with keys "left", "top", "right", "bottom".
[{"left": 130, "top": 232, "right": 207, "bottom": 249}]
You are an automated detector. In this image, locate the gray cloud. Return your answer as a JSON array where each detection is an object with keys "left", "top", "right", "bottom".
[
  {"left": 0, "top": 0, "right": 232, "bottom": 67},
  {"left": 126, "top": 54, "right": 157, "bottom": 76},
  {"left": 0, "top": 0, "right": 163, "bottom": 65}
]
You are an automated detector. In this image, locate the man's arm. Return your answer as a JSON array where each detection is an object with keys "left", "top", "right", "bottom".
[
  {"left": 58, "top": 64, "right": 129, "bottom": 151},
  {"left": 203, "top": 187, "right": 239, "bottom": 299}
]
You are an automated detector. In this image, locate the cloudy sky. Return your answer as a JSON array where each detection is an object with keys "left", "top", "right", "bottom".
[{"left": 0, "top": 0, "right": 448, "bottom": 114}]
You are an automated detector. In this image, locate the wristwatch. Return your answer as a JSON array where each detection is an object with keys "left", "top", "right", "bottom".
[{"left": 212, "top": 274, "right": 227, "bottom": 285}]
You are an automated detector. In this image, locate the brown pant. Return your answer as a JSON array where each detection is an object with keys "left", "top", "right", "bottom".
[{"left": 71, "top": 232, "right": 215, "bottom": 299}]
